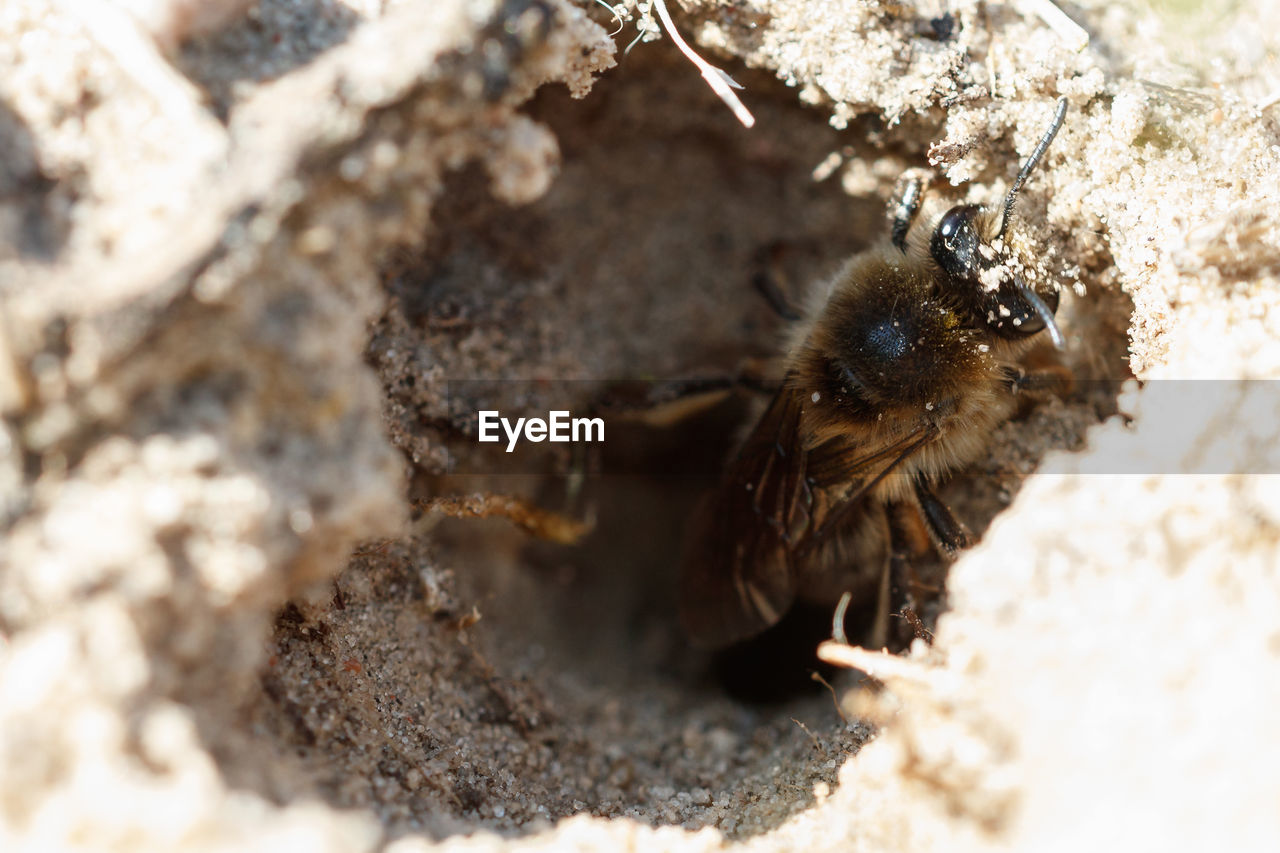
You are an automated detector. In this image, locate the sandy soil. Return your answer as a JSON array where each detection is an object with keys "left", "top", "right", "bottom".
[{"left": 2, "top": 1, "right": 1279, "bottom": 851}]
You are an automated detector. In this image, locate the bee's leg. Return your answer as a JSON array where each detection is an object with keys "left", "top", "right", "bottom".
[
  {"left": 595, "top": 380, "right": 733, "bottom": 428},
  {"left": 912, "top": 476, "right": 972, "bottom": 555},
  {"left": 416, "top": 494, "right": 591, "bottom": 544},
  {"left": 863, "top": 500, "right": 930, "bottom": 648},
  {"left": 867, "top": 505, "right": 896, "bottom": 650},
  {"left": 890, "top": 175, "right": 925, "bottom": 253},
  {"left": 751, "top": 242, "right": 803, "bottom": 321},
  {"left": 1003, "top": 364, "right": 1074, "bottom": 397},
  {"left": 730, "top": 358, "right": 786, "bottom": 396},
  {"left": 595, "top": 365, "right": 780, "bottom": 428},
  {"left": 883, "top": 500, "right": 937, "bottom": 645}
]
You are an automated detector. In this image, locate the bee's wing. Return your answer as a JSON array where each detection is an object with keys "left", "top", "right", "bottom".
[
  {"left": 680, "top": 386, "right": 811, "bottom": 647},
  {"left": 799, "top": 425, "right": 935, "bottom": 548},
  {"left": 680, "top": 387, "right": 938, "bottom": 648}
]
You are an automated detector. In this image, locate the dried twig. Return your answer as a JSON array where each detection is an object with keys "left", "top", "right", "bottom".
[
  {"left": 831, "top": 590, "right": 853, "bottom": 644},
  {"left": 590, "top": 0, "right": 627, "bottom": 37},
  {"left": 816, "top": 641, "right": 934, "bottom": 686},
  {"left": 791, "top": 717, "right": 826, "bottom": 753},
  {"left": 1016, "top": 0, "right": 1089, "bottom": 52},
  {"left": 649, "top": 0, "right": 755, "bottom": 128},
  {"left": 811, "top": 671, "right": 849, "bottom": 723}
]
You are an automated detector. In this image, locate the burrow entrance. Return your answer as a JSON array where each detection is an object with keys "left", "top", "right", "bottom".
[{"left": 241, "top": 46, "right": 1127, "bottom": 842}]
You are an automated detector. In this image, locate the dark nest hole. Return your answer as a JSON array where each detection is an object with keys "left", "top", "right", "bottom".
[{"left": 251, "top": 46, "right": 1131, "bottom": 842}]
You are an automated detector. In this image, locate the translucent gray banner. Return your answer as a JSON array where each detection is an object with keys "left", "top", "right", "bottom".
[{"left": 437, "top": 379, "right": 1280, "bottom": 477}]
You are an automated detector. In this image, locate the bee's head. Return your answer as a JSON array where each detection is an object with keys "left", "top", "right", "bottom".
[
  {"left": 929, "top": 203, "right": 1063, "bottom": 348},
  {"left": 929, "top": 97, "right": 1070, "bottom": 351}
]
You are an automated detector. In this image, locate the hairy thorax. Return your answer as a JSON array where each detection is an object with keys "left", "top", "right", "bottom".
[{"left": 784, "top": 242, "right": 1029, "bottom": 507}]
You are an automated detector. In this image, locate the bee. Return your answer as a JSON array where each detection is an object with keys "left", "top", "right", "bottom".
[{"left": 680, "top": 98, "right": 1071, "bottom": 649}]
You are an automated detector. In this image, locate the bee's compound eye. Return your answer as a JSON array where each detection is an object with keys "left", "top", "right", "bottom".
[{"left": 930, "top": 205, "right": 982, "bottom": 279}]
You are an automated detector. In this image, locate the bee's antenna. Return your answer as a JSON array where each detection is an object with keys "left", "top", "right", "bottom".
[
  {"left": 1015, "top": 277, "right": 1066, "bottom": 350},
  {"left": 996, "top": 96, "right": 1069, "bottom": 240}
]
